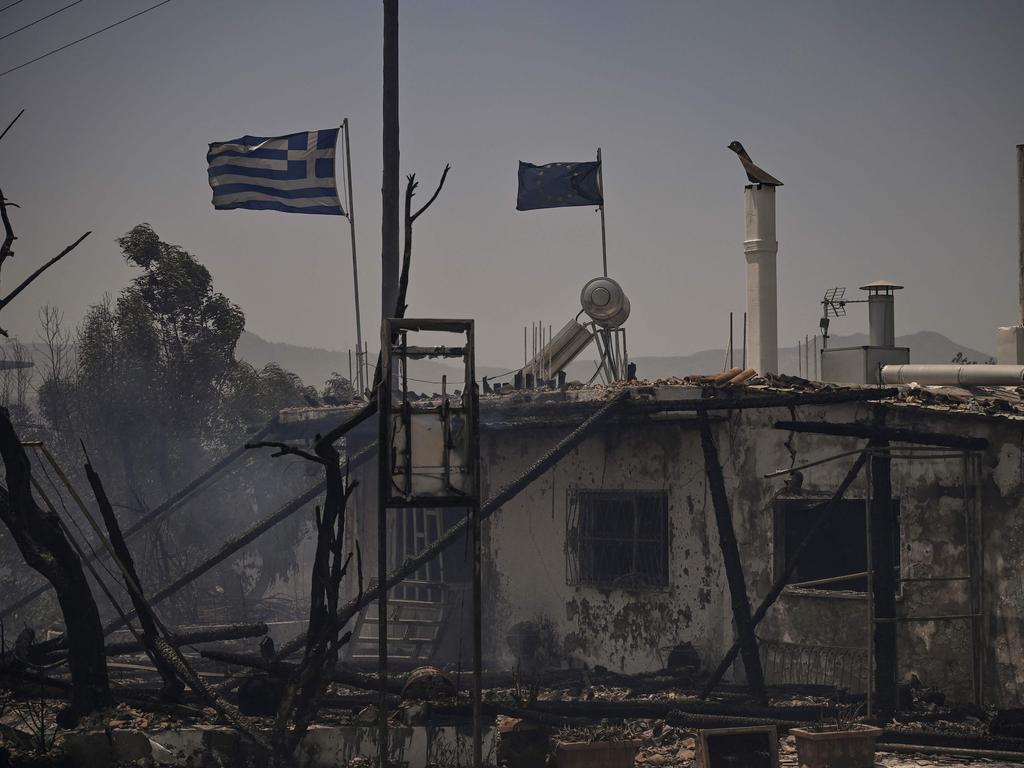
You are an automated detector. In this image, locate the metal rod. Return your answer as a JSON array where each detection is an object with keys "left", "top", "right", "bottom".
[
  {"left": 874, "top": 614, "right": 982, "bottom": 623},
  {"left": 343, "top": 118, "right": 365, "bottom": 394},
  {"left": 899, "top": 576, "right": 971, "bottom": 583},
  {"left": 813, "top": 335, "right": 818, "bottom": 380},
  {"left": 789, "top": 571, "right": 870, "bottom": 589},
  {"left": 865, "top": 458, "right": 873, "bottom": 717},
  {"left": 797, "top": 339, "right": 802, "bottom": 377},
  {"left": 805, "top": 334, "right": 809, "bottom": 380},
  {"left": 975, "top": 452, "right": 986, "bottom": 705},
  {"left": 729, "top": 311, "right": 734, "bottom": 369},
  {"left": 1018, "top": 143, "right": 1023, "bottom": 325},
  {"left": 468, "top": 336, "right": 483, "bottom": 768},
  {"left": 763, "top": 447, "right": 864, "bottom": 478},
  {"left": 597, "top": 147, "right": 608, "bottom": 277},
  {"left": 377, "top": 330, "right": 392, "bottom": 768},
  {"left": 742, "top": 312, "right": 747, "bottom": 370}
]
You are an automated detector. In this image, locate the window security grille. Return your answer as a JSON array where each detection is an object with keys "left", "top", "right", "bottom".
[{"left": 566, "top": 489, "right": 669, "bottom": 588}]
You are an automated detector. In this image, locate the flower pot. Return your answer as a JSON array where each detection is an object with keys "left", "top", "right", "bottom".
[
  {"left": 555, "top": 739, "right": 643, "bottom": 768},
  {"left": 790, "top": 724, "right": 883, "bottom": 768}
]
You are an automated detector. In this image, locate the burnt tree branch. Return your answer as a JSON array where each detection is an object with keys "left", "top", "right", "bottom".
[{"left": 0, "top": 230, "right": 90, "bottom": 312}]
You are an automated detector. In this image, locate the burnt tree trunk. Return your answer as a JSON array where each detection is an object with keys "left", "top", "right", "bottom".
[
  {"left": 0, "top": 408, "right": 109, "bottom": 717},
  {"left": 697, "top": 407, "right": 767, "bottom": 704},
  {"left": 269, "top": 440, "right": 356, "bottom": 767}
]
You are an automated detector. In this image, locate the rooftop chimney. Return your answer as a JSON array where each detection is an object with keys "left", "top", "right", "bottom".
[
  {"left": 863, "top": 279, "right": 902, "bottom": 347},
  {"left": 820, "top": 279, "right": 909, "bottom": 384},
  {"left": 744, "top": 185, "right": 778, "bottom": 374}
]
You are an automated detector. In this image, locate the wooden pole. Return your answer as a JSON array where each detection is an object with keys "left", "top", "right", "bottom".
[
  {"left": 597, "top": 147, "right": 608, "bottom": 277},
  {"left": 343, "top": 119, "right": 365, "bottom": 394},
  {"left": 697, "top": 408, "right": 767, "bottom": 704}
]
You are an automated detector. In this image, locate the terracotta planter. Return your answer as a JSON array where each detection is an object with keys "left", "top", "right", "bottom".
[
  {"left": 555, "top": 739, "right": 642, "bottom": 768},
  {"left": 790, "top": 724, "right": 883, "bottom": 768}
]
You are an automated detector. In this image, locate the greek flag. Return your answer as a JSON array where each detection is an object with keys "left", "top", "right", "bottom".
[{"left": 207, "top": 129, "right": 345, "bottom": 216}]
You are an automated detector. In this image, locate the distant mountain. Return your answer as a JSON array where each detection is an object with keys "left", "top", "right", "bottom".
[
  {"left": 2, "top": 329, "right": 994, "bottom": 393},
  {"left": 236, "top": 331, "right": 508, "bottom": 392},
  {"left": 562, "top": 330, "right": 994, "bottom": 382},
  {"left": 236, "top": 329, "right": 993, "bottom": 388}
]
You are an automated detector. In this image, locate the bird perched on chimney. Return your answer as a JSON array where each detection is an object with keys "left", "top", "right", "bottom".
[{"left": 727, "top": 141, "right": 783, "bottom": 186}]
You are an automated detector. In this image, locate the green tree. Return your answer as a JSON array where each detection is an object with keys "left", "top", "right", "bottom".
[{"left": 36, "top": 224, "right": 318, "bottom": 621}]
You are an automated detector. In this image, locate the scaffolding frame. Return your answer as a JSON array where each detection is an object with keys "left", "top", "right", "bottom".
[{"left": 783, "top": 444, "right": 985, "bottom": 714}]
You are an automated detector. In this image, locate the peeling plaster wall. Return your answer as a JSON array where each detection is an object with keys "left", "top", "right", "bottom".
[
  {"left": 480, "top": 420, "right": 727, "bottom": 674},
  {"left": 347, "top": 395, "right": 1024, "bottom": 706}
]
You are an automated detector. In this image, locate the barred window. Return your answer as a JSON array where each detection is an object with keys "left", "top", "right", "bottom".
[{"left": 566, "top": 489, "right": 669, "bottom": 588}]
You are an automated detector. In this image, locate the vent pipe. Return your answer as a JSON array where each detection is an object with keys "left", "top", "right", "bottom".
[
  {"left": 744, "top": 185, "right": 778, "bottom": 374},
  {"left": 862, "top": 280, "right": 902, "bottom": 347},
  {"left": 881, "top": 364, "right": 1024, "bottom": 387}
]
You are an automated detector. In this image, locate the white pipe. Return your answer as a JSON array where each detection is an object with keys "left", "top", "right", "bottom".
[
  {"left": 880, "top": 364, "right": 1024, "bottom": 386},
  {"left": 744, "top": 185, "right": 778, "bottom": 374}
]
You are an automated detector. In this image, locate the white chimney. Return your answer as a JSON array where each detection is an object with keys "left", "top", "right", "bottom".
[
  {"left": 996, "top": 144, "right": 1024, "bottom": 364},
  {"left": 744, "top": 185, "right": 778, "bottom": 374}
]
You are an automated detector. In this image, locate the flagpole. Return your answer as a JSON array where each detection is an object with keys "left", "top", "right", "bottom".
[
  {"left": 342, "top": 118, "right": 365, "bottom": 393},
  {"left": 597, "top": 147, "right": 608, "bottom": 277}
]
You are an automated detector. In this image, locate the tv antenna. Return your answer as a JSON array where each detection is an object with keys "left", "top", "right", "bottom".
[{"left": 819, "top": 287, "right": 847, "bottom": 348}]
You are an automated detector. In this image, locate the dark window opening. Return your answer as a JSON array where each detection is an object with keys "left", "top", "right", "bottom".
[
  {"left": 567, "top": 489, "right": 669, "bottom": 588},
  {"left": 775, "top": 498, "right": 900, "bottom": 593}
]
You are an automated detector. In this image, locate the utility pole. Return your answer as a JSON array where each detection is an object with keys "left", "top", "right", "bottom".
[
  {"left": 379, "top": 4, "right": 399, "bottom": 765},
  {"left": 382, "top": 0, "right": 400, "bottom": 324},
  {"left": 1018, "top": 144, "right": 1024, "bottom": 326}
]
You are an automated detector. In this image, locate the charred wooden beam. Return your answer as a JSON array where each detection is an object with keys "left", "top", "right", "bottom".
[
  {"left": 871, "top": 439, "right": 898, "bottom": 715},
  {"left": 105, "top": 623, "right": 268, "bottom": 656},
  {"left": 774, "top": 420, "right": 987, "bottom": 451},
  {"left": 697, "top": 408, "right": 767, "bottom": 704},
  {"left": 701, "top": 447, "right": 872, "bottom": 699},
  {"left": 85, "top": 453, "right": 184, "bottom": 700}
]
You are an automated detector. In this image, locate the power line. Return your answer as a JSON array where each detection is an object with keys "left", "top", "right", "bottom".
[
  {"left": 1, "top": 0, "right": 86, "bottom": 44},
  {"left": 0, "top": 0, "right": 175, "bottom": 79},
  {"left": 0, "top": 0, "right": 28, "bottom": 14}
]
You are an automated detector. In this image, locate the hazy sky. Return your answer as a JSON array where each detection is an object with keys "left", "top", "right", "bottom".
[{"left": 1, "top": 0, "right": 1022, "bottom": 373}]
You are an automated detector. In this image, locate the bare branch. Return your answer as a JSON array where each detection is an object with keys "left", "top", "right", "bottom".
[
  {"left": 0, "top": 230, "right": 90, "bottom": 310},
  {"left": 0, "top": 110, "right": 24, "bottom": 144},
  {"left": 245, "top": 440, "right": 326, "bottom": 465},
  {"left": 410, "top": 163, "right": 451, "bottom": 222},
  {"left": 0, "top": 187, "right": 16, "bottom": 269}
]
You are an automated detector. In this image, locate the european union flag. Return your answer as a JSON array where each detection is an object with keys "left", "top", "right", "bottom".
[{"left": 516, "top": 161, "right": 603, "bottom": 211}]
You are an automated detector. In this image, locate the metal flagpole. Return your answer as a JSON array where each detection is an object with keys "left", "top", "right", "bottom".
[
  {"left": 597, "top": 147, "right": 608, "bottom": 277},
  {"left": 342, "top": 118, "right": 365, "bottom": 393}
]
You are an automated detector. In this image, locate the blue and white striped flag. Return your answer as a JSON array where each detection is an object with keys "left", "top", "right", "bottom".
[{"left": 207, "top": 128, "right": 345, "bottom": 216}]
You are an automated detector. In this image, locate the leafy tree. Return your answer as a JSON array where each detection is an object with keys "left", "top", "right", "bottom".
[
  {"left": 322, "top": 371, "right": 355, "bottom": 405},
  {"left": 34, "top": 224, "right": 318, "bottom": 621}
]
